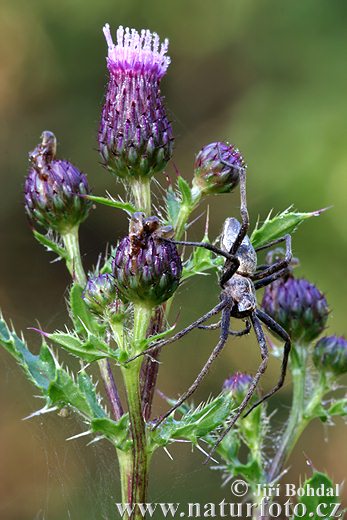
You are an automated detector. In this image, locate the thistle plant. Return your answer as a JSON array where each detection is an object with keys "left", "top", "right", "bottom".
[{"left": 1, "top": 23, "right": 345, "bottom": 520}]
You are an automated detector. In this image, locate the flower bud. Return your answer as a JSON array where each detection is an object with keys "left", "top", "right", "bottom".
[
  {"left": 192, "top": 142, "right": 245, "bottom": 196},
  {"left": 313, "top": 335, "right": 347, "bottom": 376},
  {"left": 99, "top": 24, "right": 174, "bottom": 180},
  {"left": 24, "top": 131, "right": 91, "bottom": 233},
  {"left": 223, "top": 372, "right": 255, "bottom": 405},
  {"left": 82, "top": 273, "right": 119, "bottom": 316},
  {"left": 261, "top": 274, "right": 329, "bottom": 344},
  {"left": 113, "top": 213, "right": 182, "bottom": 306}
]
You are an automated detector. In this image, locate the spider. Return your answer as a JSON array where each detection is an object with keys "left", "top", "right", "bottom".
[{"left": 127, "top": 164, "right": 292, "bottom": 453}]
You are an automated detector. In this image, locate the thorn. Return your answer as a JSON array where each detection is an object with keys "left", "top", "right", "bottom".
[
  {"left": 204, "top": 206, "right": 210, "bottom": 238},
  {"left": 196, "top": 443, "right": 218, "bottom": 463},
  {"left": 23, "top": 406, "right": 58, "bottom": 420},
  {"left": 66, "top": 430, "right": 92, "bottom": 441},
  {"left": 28, "top": 327, "right": 49, "bottom": 338},
  {"left": 163, "top": 447, "right": 173, "bottom": 461}
]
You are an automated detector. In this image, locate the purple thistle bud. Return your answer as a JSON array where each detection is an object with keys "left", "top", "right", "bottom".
[
  {"left": 99, "top": 24, "right": 174, "bottom": 180},
  {"left": 261, "top": 274, "right": 329, "bottom": 344},
  {"left": 113, "top": 213, "right": 182, "bottom": 306},
  {"left": 82, "top": 273, "right": 120, "bottom": 316},
  {"left": 313, "top": 335, "right": 347, "bottom": 376},
  {"left": 193, "top": 142, "right": 245, "bottom": 196},
  {"left": 223, "top": 372, "right": 255, "bottom": 405},
  {"left": 24, "top": 131, "right": 91, "bottom": 233}
]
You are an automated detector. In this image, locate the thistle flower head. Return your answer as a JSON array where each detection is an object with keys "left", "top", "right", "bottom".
[
  {"left": 313, "top": 335, "right": 347, "bottom": 376},
  {"left": 223, "top": 372, "right": 255, "bottom": 405},
  {"left": 99, "top": 24, "right": 174, "bottom": 180},
  {"left": 261, "top": 274, "right": 329, "bottom": 344},
  {"left": 193, "top": 142, "right": 245, "bottom": 196},
  {"left": 103, "top": 24, "right": 170, "bottom": 79},
  {"left": 25, "top": 131, "right": 91, "bottom": 233},
  {"left": 113, "top": 213, "right": 181, "bottom": 307},
  {"left": 82, "top": 273, "right": 119, "bottom": 317}
]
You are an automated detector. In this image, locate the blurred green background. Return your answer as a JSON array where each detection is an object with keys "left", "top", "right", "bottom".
[{"left": 1, "top": 0, "right": 346, "bottom": 518}]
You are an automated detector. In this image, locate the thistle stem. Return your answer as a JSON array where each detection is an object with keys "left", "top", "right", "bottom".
[
  {"left": 62, "top": 226, "right": 87, "bottom": 286},
  {"left": 173, "top": 187, "right": 202, "bottom": 240},
  {"left": 120, "top": 304, "right": 152, "bottom": 518},
  {"left": 268, "top": 345, "right": 308, "bottom": 482},
  {"left": 99, "top": 358, "right": 124, "bottom": 420},
  {"left": 130, "top": 177, "right": 152, "bottom": 216}
]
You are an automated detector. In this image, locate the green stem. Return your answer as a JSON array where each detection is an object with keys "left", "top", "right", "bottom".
[
  {"left": 268, "top": 345, "right": 308, "bottom": 482},
  {"left": 120, "top": 304, "right": 152, "bottom": 519},
  {"left": 174, "top": 191, "right": 201, "bottom": 240},
  {"left": 63, "top": 227, "right": 131, "bottom": 513},
  {"left": 130, "top": 177, "right": 152, "bottom": 216},
  {"left": 62, "top": 226, "right": 87, "bottom": 286}
]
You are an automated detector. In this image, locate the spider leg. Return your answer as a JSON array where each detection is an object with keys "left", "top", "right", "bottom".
[
  {"left": 243, "top": 309, "right": 291, "bottom": 417},
  {"left": 198, "top": 321, "right": 221, "bottom": 330},
  {"left": 229, "top": 168, "right": 249, "bottom": 256},
  {"left": 207, "top": 312, "right": 268, "bottom": 457},
  {"left": 199, "top": 319, "right": 251, "bottom": 336},
  {"left": 254, "top": 267, "right": 290, "bottom": 290},
  {"left": 164, "top": 239, "right": 234, "bottom": 262},
  {"left": 125, "top": 299, "right": 227, "bottom": 363},
  {"left": 252, "top": 234, "right": 292, "bottom": 281},
  {"left": 152, "top": 305, "right": 232, "bottom": 430},
  {"left": 255, "top": 235, "right": 289, "bottom": 252}
]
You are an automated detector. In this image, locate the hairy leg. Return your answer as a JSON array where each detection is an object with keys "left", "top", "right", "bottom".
[
  {"left": 199, "top": 320, "right": 251, "bottom": 336},
  {"left": 243, "top": 309, "right": 291, "bottom": 417},
  {"left": 208, "top": 312, "right": 269, "bottom": 457},
  {"left": 126, "top": 299, "right": 227, "bottom": 363},
  {"left": 153, "top": 306, "right": 232, "bottom": 429},
  {"left": 254, "top": 267, "right": 290, "bottom": 290},
  {"left": 252, "top": 234, "right": 292, "bottom": 281}
]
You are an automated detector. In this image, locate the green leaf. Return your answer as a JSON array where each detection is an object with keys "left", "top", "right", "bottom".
[
  {"left": 177, "top": 176, "right": 193, "bottom": 207},
  {"left": 86, "top": 194, "right": 136, "bottom": 214},
  {"left": 295, "top": 472, "right": 341, "bottom": 520},
  {"left": 47, "top": 331, "right": 110, "bottom": 362},
  {"left": 91, "top": 414, "right": 131, "bottom": 449},
  {"left": 69, "top": 283, "right": 104, "bottom": 336},
  {"left": 0, "top": 315, "right": 100, "bottom": 416},
  {"left": 0, "top": 315, "right": 128, "bottom": 447},
  {"left": 33, "top": 230, "right": 68, "bottom": 260},
  {"left": 250, "top": 207, "right": 327, "bottom": 249},
  {"left": 150, "top": 394, "right": 234, "bottom": 449},
  {"left": 328, "top": 398, "right": 347, "bottom": 417},
  {"left": 165, "top": 185, "right": 181, "bottom": 228},
  {"left": 182, "top": 246, "right": 224, "bottom": 281}
]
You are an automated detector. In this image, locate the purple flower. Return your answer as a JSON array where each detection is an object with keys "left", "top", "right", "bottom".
[
  {"left": 193, "top": 142, "right": 245, "bottom": 196},
  {"left": 99, "top": 24, "right": 174, "bottom": 180},
  {"left": 313, "top": 335, "right": 347, "bottom": 376},
  {"left": 25, "top": 131, "right": 91, "bottom": 233},
  {"left": 113, "top": 213, "right": 182, "bottom": 306},
  {"left": 261, "top": 274, "right": 329, "bottom": 344},
  {"left": 82, "top": 273, "right": 120, "bottom": 317},
  {"left": 223, "top": 372, "right": 255, "bottom": 405}
]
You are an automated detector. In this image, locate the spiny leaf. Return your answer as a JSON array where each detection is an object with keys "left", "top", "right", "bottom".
[
  {"left": 0, "top": 315, "right": 128, "bottom": 447},
  {"left": 250, "top": 207, "right": 327, "bottom": 249},
  {"left": 69, "top": 283, "right": 103, "bottom": 337},
  {"left": 150, "top": 394, "right": 234, "bottom": 449},
  {"left": 165, "top": 185, "right": 181, "bottom": 228},
  {"left": 33, "top": 230, "right": 67, "bottom": 260},
  {"left": 295, "top": 472, "right": 340, "bottom": 520},
  {"left": 91, "top": 414, "right": 131, "bottom": 449},
  {"left": 177, "top": 176, "right": 193, "bottom": 207},
  {"left": 85, "top": 194, "right": 136, "bottom": 214},
  {"left": 47, "top": 331, "right": 111, "bottom": 362}
]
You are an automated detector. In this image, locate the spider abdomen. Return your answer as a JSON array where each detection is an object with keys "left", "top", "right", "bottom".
[{"left": 220, "top": 217, "right": 257, "bottom": 275}]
